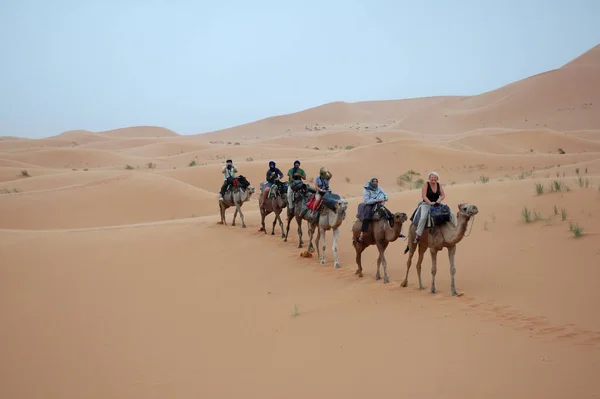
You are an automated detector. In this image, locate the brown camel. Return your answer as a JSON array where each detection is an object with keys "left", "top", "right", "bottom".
[
  {"left": 307, "top": 195, "right": 349, "bottom": 268},
  {"left": 284, "top": 183, "right": 317, "bottom": 251},
  {"left": 402, "top": 202, "right": 479, "bottom": 296},
  {"left": 218, "top": 175, "right": 255, "bottom": 228},
  {"left": 258, "top": 180, "right": 288, "bottom": 237},
  {"left": 351, "top": 206, "right": 408, "bottom": 283}
]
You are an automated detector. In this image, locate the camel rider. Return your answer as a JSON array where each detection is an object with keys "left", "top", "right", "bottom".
[
  {"left": 357, "top": 177, "right": 388, "bottom": 242},
  {"left": 311, "top": 167, "right": 333, "bottom": 224},
  {"left": 414, "top": 171, "right": 457, "bottom": 243},
  {"left": 261, "top": 160, "right": 284, "bottom": 205},
  {"left": 219, "top": 159, "right": 238, "bottom": 200},
  {"left": 286, "top": 160, "right": 306, "bottom": 210}
]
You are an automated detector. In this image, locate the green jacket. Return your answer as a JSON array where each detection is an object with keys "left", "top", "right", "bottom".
[{"left": 287, "top": 167, "right": 306, "bottom": 182}]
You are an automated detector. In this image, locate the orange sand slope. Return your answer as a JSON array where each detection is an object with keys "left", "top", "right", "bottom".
[{"left": 1, "top": 45, "right": 600, "bottom": 398}]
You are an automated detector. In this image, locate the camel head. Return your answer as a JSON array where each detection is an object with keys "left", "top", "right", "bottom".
[
  {"left": 457, "top": 203, "right": 479, "bottom": 218},
  {"left": 336, "top": 198, "right": 349, "bottom": 213},
  {"left": 245, "top": 185, "right": 255, "bottom": 198},
  {"left": 393, "top": 212, "right": 408, "bottom": 224}
]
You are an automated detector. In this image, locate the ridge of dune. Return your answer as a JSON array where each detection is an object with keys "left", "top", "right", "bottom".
[
  {"left": 561, "top": 44, "right": 600, "bottom": 68},
  {"left": 98, "top": 126, "right": 180, "bottom": 138},
  {"left": 392, "top": 65, "right": 600, "bottom": 134},
  {"left": 194, "top": 96, "right": 459, "bottom": 141}
]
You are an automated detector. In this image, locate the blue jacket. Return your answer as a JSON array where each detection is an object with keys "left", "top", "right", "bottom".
[
  {"left": 362, "top": 183, "right": 388, "bottom": 204},
  {"left": 315, "top": 176, "right": 330, "bottom": 193}
]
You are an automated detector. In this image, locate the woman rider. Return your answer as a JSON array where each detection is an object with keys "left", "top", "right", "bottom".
[{"left": 414, "top": 171, "right": 456, "bottom": 243}]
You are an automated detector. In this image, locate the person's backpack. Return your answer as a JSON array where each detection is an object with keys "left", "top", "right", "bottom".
[{"left": 429, "top": 203, "right": 451, "bottom": 226}]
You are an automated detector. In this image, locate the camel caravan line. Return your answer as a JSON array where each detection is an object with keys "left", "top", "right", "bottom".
[{"left": 218, "top": 169, "right": 479, "bottom": 297}]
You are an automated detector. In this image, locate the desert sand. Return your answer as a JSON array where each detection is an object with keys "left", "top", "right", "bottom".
[{"left": 1, "top": 45, "right": 600, "bottom": 398}]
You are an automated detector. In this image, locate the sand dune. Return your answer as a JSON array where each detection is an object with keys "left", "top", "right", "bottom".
[
  {"left": 394, "top": 62, "right": 600, "bottom": 134},
  {"left": 97, "top": 126, "right": 180, "bottom": 138},
  {"left": 119, "top": 139, "right": 209, "bottom": 157},
  {"left": 0, "top": 171, "right": 218, "bottom": 229},
  {"left": 445, "top": 128, "right": 600, "bottom": 154},
  {"left": 196, "top": 96, "right": 459, "bottom": 141},
  {"left": 0, "top": 166, "right": 66, "bottom": 183},
  {"left": 1, "top": 45, "right": 600, "bottom": 398},
  {"left": 0, "top": 147, "right": 156, "bottom": 169},
  {"left": 80, "top": 137, "right": 172, "bottom": 152}
]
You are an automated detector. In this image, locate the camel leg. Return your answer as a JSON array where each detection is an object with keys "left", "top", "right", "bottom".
[
  {"left": 332, "top": 227, "right": 340, "bottom": 269},
  {"left": 307, "top": 220, "right": 315, "bottom": 252},
  {"left": 448, "top": 245, "right": 459, "bottom": 296},
  {"left": 377, "top": 241, "right": 390, "bottom": 283},
  {"left": 320, "top": 227, "right": 327, "bottom": 265},
  {"left": 232, "top": 206, "right": 238, "bottom": 226},
  {"left": 284, "top": 213, "right": 293, "bottom": 242},
  {"left": 415, "top": 243, "right": 427, "bottom": 290},
  {"left": 315, "top": 227, "right": 324, "bottom": 264},
  {"left": 375, "top": 255, "right": 381, "bottom": 280},
  {"left": 401, "top": 243, "right": 416, "bottom": 287},
  {"left": 296, "top": 216, "right": 304, "bottom": 248},
  {"left": 259, "top": 208, "right": 267, "bottom": 233},
  {"left": 271, "top": 212, "right": 277, "bottom": 235},
  {"left": 354, "top": 244, "right": 365, "bottom": 277},
  {"left": 277, "top": 212, "right": 285, "bottom": 238},
  {"left": 313, "top": 224, "right": 320, "bottom": 259},
  {"left": 430, "top": 248, "right": 438, "bottom": 294},
  {"left": 237, "top": 204, "right": 247, "bottom": 228},
  {"left": 219, "top": 203, "right": 226, "bottom": 225}
]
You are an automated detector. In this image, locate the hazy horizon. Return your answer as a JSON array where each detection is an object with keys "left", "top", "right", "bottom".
[{"left": 1, "top": 0, "right": 599, "bottom": 139}]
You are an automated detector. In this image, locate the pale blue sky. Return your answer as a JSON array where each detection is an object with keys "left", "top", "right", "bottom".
[{"left": 1, "top": 0, "right": 598, "bottom": 138}]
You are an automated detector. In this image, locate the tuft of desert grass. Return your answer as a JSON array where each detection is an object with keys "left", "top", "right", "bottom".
[{"left": 535, "top": 183, "right": 544, "bottom": 195}]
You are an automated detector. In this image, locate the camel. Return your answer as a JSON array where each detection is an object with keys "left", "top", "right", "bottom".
[
  {"left": 351, "top": 206, "right": 408, "bottom": 283},
  {"left": 218, "top": 175, "right": 255, "bottom": 228},
  {"left": 307, "top": 194, "right": 349, "bottom": 268},
  {"left": 258, "top": 180, "right": 288, "bottom": 237},
  {"left": 284, "top": 183, "right": 318, "bottom": 250},
  {"left": 402, "top": 202, "right": 479, "bottom": 296}
]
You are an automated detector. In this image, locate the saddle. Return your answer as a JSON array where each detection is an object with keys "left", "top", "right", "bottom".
[
  {"left": 267, "top": 180, "right": 288, "bottom": 198},
  {"left": 409, "top": 203, "right": 451, "bottom": 230},
  {"left": 356, "top": 202, "right": 395, "bottom": 227},
  {"left": 224, "top": 176, "right": 248, "bottom": 194}
]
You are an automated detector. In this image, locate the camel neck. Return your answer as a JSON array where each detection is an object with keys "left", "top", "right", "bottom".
[{"left": 448, "top": 213, "right": 469, "bottom": 244}]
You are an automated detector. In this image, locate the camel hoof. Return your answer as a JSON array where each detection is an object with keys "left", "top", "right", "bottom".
[
  {"left": 430, "top": 289, "right": 436, "bottom": 294},
  {"left": 419, "top": 286, "right": 425, "bottom": 291},
  {"left": 400, "top": 281, "right": 407, "bottom": 287},
  {"left": 452, "top": 291, "right": 463, "bottom": 297},
  {"left": 354, "top": 270, "right": 363, "bottom": 277},
  {"left": 384, "top": 276, "right": 390, "bottom": 284},
  {"left": 334, "top": 263, "right": 340, "bottom": 269},
  {"left": 242, "top": 225, "right": 246, "bottom": 228},
  {"left": 320, "top": 259, "right": 325, "bottom": 265},
  {"left": 375, "top": 274, "right": 381, "bottom": 281}
]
